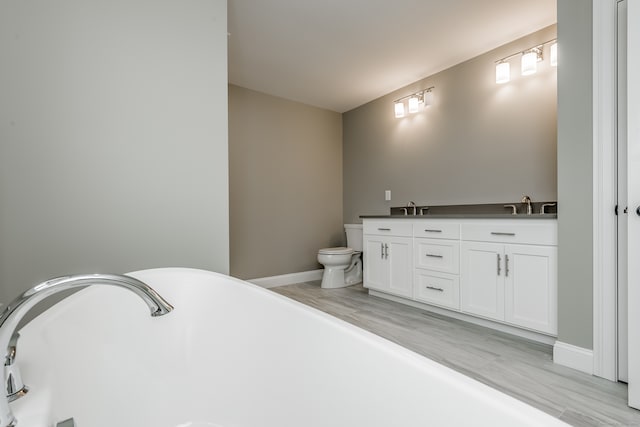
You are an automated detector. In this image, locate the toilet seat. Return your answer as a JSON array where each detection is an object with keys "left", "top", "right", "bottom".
[{"left": 318, "top": 247, "right": 354, "bottom": 255}]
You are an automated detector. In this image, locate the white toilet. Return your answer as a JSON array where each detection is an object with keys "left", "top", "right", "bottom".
[{"left": 317, "top": 224, "right": 363, "bottom": 289}]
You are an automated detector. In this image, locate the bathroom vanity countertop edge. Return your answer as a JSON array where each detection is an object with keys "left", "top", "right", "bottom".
[{"left": 360, "top": 214, "right": 557, "bottom": 219}]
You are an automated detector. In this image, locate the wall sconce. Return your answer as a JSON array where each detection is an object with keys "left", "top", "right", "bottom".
[
  {"left": 495, "top": 62, "right": 510, "bottom": 84},
  {"left": 408, "top": 96, "right": 420, "bottom": 113},
  {"left": 393, "top": 87, "right": 434, "bottom": 118},
  {"left": 521, "top": 48, "right": 541, "bottom": 76},
  {"left": 550, "top": 42, "right": 558, "bottom": 67},
  {"left": 494, "top": 38, "right": 556, "bottom": 84}
]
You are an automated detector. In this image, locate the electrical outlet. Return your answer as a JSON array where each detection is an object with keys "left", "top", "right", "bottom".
[{"left": 385, "top": 190, "right": 391, "bottom": 201}]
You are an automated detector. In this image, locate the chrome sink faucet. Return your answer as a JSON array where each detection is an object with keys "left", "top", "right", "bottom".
[
  {"left": 407, "top": 201, "right": 417, "bottom": 216},
  {"left": 521, "top": 195, "right": 533, "bottom": 215},
  {"left": 0, "top": 274, "right": 173, "bottom": 427}
]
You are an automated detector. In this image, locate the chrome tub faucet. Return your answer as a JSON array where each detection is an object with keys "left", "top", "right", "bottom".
[
  {"left": 4, "top": 333, "right": 27, "bottom": 403},
  {"left": 0, "top": 274, "right": 173, "bottom": 427}
]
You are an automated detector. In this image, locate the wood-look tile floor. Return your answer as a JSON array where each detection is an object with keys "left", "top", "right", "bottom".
[{"left": 271, "top": 281, "right": 640, "bottom": 427}]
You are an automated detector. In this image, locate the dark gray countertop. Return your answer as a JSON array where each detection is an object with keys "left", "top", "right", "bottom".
[
  {"left": 361, "top": 202, "right": 558, "bottom": 219},
  {"left": 360, "top": 213, "right": 557, "bottom": 219}
]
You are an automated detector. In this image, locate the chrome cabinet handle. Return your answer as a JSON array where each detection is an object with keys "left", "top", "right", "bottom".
[
  {"left": 426, "top": 286, "right": 444, "bottom": 292},
  {"left": 381, "top": 243, "right": 384, "bottom": 259},
  {"left": 497, "top": 254, "right": 501, "bottom": 276},
  {"left": 426, "top": 254, "right": 443, "bottom": 258},
  {"left": 491, "top": 232, "right": 516, "bottom": 236},
  {"left": 424, "top": 229, "right": 442, "bottom": 233},
  {"left": 378, "top": 228, "right": 391, "bottom": 231},
  {"left": 384, "top": 243, "right": 389, "bottom": 259},
  {"left": 505, "top": 254, "right": 510, "bottom": 277}
]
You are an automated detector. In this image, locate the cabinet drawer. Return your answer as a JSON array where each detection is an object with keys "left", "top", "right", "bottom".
[
  {"left": 413, "top": 222, "right": 460, "bottom": 239},
  {"left": 461, "top": 222, "right": 556, "bottom": 245},
  {"left": 414, "top": 239, "right": 460, "bottom": 274},
  {"left": 363, "top": 221, "right": 413, "bottom": 237},
  {"left": 414, "top": 271, "right": 460, "bottom": 310}
]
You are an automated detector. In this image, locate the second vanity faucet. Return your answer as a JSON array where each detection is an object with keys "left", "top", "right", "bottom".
[
  {"left": 407, "top": 201, "right": 417, "bottom": 216},
  {"left": 521, "top": 195, "right": 533, "bottom": 215}
]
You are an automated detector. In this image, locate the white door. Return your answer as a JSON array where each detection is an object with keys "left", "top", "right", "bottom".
[
  {"left": 460, "top": 241, "right": 505, "bottom": 321},
  {"left": 627, "top": 0, "right": 640, "bottom": 409},
  {"left": 363, "top": 236, "right": 389, "bottom": 292},
  {"left": 387, "top": 237, "right": 413, "bottom": 298},
  {"left": 504, "top": 244, "right": 558, "bottom": 335}
]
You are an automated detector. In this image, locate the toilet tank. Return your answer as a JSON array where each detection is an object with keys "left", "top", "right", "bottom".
[{"left": 344, "top": 224, "right": 363, "bottom": 251}]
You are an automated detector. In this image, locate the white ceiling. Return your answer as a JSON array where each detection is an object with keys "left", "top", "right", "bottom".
[{"left": 228, "top": 0, "right": 556, "bottom": 113}]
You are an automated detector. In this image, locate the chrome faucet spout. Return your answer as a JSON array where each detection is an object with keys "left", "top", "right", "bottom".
[
  {"left": 407, "top": 201, "right": 417, "bottom": 216},
  {"left": 521, "top": 195, "right": 533, "bottom": 215},
  {"left": 0, "top": 274, "right": 173, "bottom": 427}
]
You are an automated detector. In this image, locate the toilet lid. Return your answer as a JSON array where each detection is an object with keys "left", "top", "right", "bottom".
[{"left": 319, "top": 247, "right": 354, "bottom": 255}]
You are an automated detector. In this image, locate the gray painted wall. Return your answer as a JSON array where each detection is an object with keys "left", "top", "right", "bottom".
[
  {"left": 343, "top": 25, "right": 558, "bottom": 224},
  {"left": 0, "top": 0, "right": 229, "bottom": 304},
  {"left": 229, "top": 85, "right": 343, "bottom": 280},
  {"left": 557, "top": 0, "right": 594, "bottom": 349}
]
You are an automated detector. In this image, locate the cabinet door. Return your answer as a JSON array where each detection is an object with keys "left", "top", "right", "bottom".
[
  {"left": 363, "top": 236, "right": 389, "bottom": 292},
  {"left": 461, "top": 241, "right": 505, "bottom": 321},
  {"left": 504, "top": 244, "right": 558, "bottom": 334},
  {"left": 387, "top": 236, "right": 413, "bottom": 298}
]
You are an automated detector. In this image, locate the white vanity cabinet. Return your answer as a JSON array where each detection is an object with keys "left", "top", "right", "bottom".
[
  {"left": 460, "top": 221, "right": 558, "bottom": 335},
  {"left": 363, "top": 221, "right": 413, "bottom": 298},
  {"left": 362, "top": 217, "right": 558, "bottom": 339}
]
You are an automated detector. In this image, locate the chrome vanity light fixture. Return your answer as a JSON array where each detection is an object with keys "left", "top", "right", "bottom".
[
  {"left": 494, "top": 38, "right": 556, "bottom": 84},
  {"left": 393, "top": 87, "right": 434, "bottom": 118}
]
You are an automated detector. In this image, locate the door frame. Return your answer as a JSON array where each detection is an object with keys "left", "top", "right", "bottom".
[
  {"left": 592, "top": 0, "right": 619, "bottom": 381},
  {"left": 626, "top": 0, "right": 640, "bottom": 407}
]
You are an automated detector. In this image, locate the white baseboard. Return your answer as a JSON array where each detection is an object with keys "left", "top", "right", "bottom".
[
  {"left": 553, "top": 341, "right": 594, "bottom": 375},
  {"left": 248, "top": 269, "right": 323, "bottom": 289}
]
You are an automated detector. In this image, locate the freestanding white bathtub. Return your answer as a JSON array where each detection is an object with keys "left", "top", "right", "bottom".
[{"left": 11, "top": 268, "right": 567, "bottom": 426}]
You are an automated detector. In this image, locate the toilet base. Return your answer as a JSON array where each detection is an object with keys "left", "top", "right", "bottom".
[
  {"left": 321, "top": 267, "right": 350, "bottom": 289},
  {"left": 320, "top": 253, "right": 362, "bottom": 289}
]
